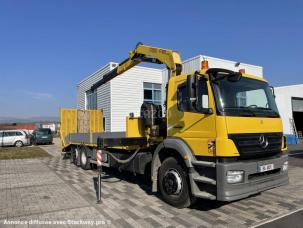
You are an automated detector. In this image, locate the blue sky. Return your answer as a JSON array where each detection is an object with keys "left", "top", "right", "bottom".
[{"left": 0, "top": 0, "right": 302, "bottom": 118}]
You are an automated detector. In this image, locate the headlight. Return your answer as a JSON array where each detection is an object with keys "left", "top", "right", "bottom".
[
  {"left": 227, "top": 171, "right": 244, "bottom": 184},
  {"left": 282, "top": 161, "right": 288, "bottom": 172}
]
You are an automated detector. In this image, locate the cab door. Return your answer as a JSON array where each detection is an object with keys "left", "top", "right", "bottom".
[{"left": 167, "top": 74, "right": 217, "bottom": 157}]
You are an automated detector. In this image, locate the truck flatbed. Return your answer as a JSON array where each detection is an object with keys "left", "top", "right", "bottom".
[{"left": 66, "top": 131, "right": 147, "bottom": 148}]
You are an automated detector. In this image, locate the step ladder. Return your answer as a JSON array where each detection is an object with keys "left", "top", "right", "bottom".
[{"left": 290, "top": 118, "right": 298, "bottom": 138}]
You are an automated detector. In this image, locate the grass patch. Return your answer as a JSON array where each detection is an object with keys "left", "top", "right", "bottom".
[{"left": 0, "top": 146, "right": 50, "bottom": 160}]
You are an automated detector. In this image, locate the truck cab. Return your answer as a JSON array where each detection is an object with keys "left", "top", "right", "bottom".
[{"left": 158, "top": 68, "right": 288, "bottom": 205}]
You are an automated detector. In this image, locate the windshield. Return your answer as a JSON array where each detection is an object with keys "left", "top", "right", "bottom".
[
  {"left": 36, "top": 129, "right": 51, "bottom": 136},
  {"left": 213, "top": 77, "right": 279, "bottom": 117}
]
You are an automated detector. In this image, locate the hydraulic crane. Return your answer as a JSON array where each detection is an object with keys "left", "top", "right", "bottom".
[{"left": 90, "top": 43, "right": 182, "bottom": 91}]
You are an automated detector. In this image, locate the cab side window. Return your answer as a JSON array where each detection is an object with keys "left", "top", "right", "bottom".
[
  {"left": 196, "top": 79, "right": 209, "bottom": 112},
  {"left": 177, "top": 85, "right": 189, "bottom": 112},
  {"left": 177, "top": 79, "right": 209, "bottom": 113}
]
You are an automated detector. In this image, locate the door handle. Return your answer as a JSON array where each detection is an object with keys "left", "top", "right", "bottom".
[{"left": 173, "top": 125, "right": 184, "bottom": 129}]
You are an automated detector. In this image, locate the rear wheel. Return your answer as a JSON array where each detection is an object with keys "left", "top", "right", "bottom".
[
  {"left": 158, "top": 157, "right": 194, "bottom": 208},
  {"left": 80, "top": 148, "right": 91, "bottom": 170},
  {"left": 15, "top": 141, "right": 23, "bottom": 147}
]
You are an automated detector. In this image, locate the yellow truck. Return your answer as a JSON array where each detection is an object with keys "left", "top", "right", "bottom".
[{"left": 60, "top": 43, "right": 288, "bottom": 208}]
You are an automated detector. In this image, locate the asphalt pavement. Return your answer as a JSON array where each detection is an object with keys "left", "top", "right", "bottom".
[
  {"left": 257, "top": 209, "right": 303, "bottom": 228},
  {"left": 258, "top": 143, "right": 303, "bottom": 228},
  {"left": 1, "top": 140, "right": 303, "bottom": 227}
]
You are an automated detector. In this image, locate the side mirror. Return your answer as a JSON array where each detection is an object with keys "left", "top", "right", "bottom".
[
  {"left": 186, "top": 74, "right": 197, "bottom": 110},
  {"left": 186, "top": 74, "right": 213, "bottom": 114},
  {"left": 199, "top": 94, "right": 213, "bottom": 114},
  {"left": 197, "top": 78, "right": 213, "bottom": 114},
  {"left": 202, "top": 94, "right": 209, "bottom": 109}
]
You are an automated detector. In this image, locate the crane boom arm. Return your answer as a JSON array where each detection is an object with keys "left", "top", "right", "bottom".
[{"left": 91, "top": 43, "right": 182, "bottom": 91}]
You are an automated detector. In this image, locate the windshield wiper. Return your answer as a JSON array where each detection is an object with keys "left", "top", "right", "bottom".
[
  {"left": 254, "top": 107, "right": 280, "bottom": 117},
  {"left": 222, "top": 107, "right": 256, "bottom": 116}
]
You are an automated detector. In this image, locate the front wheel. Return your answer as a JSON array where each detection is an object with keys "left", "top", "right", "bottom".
[
  {"left": 15, "top": 141, "right": 24, "bottom": 147},
  {"left": 158, "top": 157, "right": 194, "bottom": 208}
]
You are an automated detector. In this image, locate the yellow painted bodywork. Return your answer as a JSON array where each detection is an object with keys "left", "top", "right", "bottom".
[
  {"left": 167, "top": 73, "right": 217, "bottom": 157},
  {"left": 59, "top": 109, "right": 103, "bottom": 149},
  {"left": 115, "top": 44, "right": 182, "bottom": 78},
  {"left": 126, "top": 117, "right": 145, "bottom": 138},
  {"left": 282, "top": 135, "right": 288, "bottom": 151},
  {"left": 225, "top": 116, "right": 283, "bottom": 134},
  {"left": 60, "top": 109, "right": 77, "bottom": 149}
]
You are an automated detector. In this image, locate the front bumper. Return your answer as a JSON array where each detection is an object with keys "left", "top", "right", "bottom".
[{"left": 216, "top": 155, "right": 289, "bottom": 201}]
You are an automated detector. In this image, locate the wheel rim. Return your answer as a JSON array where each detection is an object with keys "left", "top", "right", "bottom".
[
  {"left": 81, "top": 151, "right": 87, "bottom": 165},
  {"left": 163, "top": 168, "right": 182, "bottom": 195},
  {"left": 16, "top": 141, "right": 22, "bottom": 147}
]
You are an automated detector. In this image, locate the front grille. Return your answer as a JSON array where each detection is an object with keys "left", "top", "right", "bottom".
[
  {"left": 248, "top": 168, "right": 281, "bottom": 181},
  {"left": 229, "top": 132, "right": 282, "bottom": 158}
]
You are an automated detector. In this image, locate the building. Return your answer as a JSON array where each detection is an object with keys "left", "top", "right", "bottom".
[
  {"left": 0, "top": 123, "right": 36, "bottom": 133},
  {"left": 182, "top": 55, "right": 263, "bottom": 76},
  {"left": 38, "top": 123, "right": 60, "bottom": 133},
  {"left": 0, "top": 122, "right": 60, "bottom": 134},
  {"left": 77, "top": 55, "right": 263, "bottom": 132},
  {"left": 77, "top": 62, "right": 162, "bottom": 132},
  {"left": 275, "top": 84, "right": 303, "bottom": 143}
]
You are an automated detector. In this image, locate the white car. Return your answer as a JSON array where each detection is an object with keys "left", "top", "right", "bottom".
[{"left": 0, "top": 130, "right": 30, "bottom": 147}]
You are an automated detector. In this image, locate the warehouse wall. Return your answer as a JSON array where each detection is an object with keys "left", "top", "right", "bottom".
[
  {"left": 182, "top": 55, "right": 263, "bottom": 77},
  {"left": 161, "top": 69, "right": 169, "bottom": 108},
  {"left": 77, "top": 63, "right": 112, "bottom": 131},
  {"left": 111, "top": 66, "right": 163, "bottom": 132},
  {"left": 275, "top": 84, "right": 303, "bottom": 134},
  {"left": 78, "top": 63, "right": 162, "bottom": 132}
]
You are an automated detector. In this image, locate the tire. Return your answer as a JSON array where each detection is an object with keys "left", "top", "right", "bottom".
[
  {"left": 73, "top": 147, "right": 80, "bottom": 166},
  {"left": 70, "top": 147, "right": 75, "bottom": 163},
  {"left": 15, "top": 141, "right": 24, "bottom": 147},
  {"left": 158, "top": 157, "right": 194, "bottom": 208},
  {"left": 80, "top": 148, "right": 91, "bottom": 170}
]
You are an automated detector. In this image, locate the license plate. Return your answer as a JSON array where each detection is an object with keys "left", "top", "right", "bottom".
[
  {"left": 258, "top": 163, "right": 274, "bottom": 172},
  {"left": 42, "top": 136, "right": 48, "bottom": 139}
]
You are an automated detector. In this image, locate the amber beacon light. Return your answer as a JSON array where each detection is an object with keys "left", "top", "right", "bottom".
[{"left": 201, "top": 59, "right": 209, "bottom": 70}]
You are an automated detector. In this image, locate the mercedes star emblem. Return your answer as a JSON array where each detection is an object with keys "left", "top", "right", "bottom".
[{"left": 258, "top": 134, "right": 269, "bottom": 149}]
